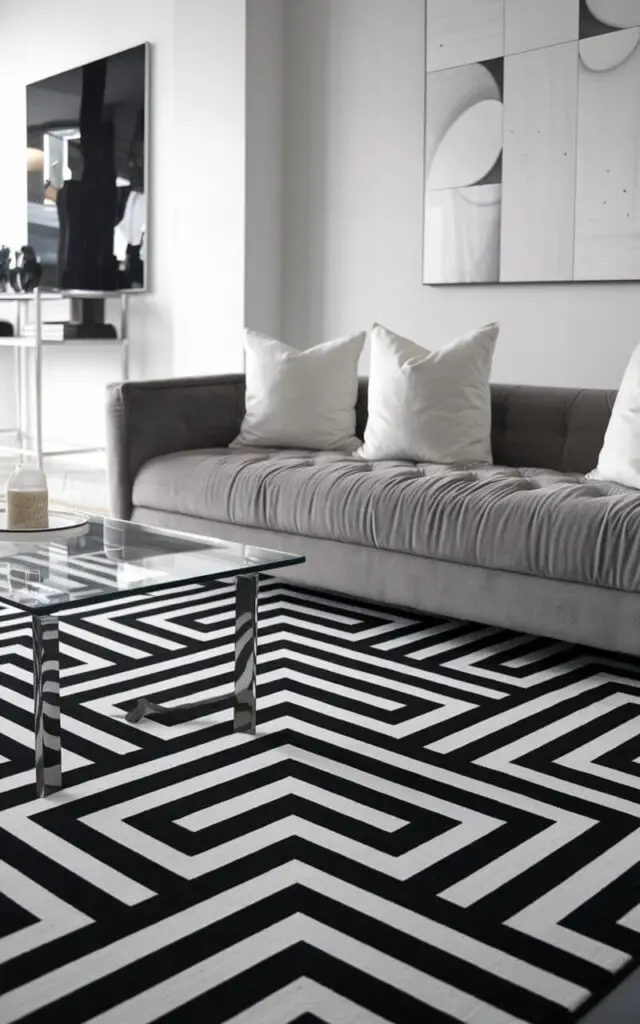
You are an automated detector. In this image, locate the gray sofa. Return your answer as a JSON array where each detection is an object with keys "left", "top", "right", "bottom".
[{"left": 107, "top": 374, "right": 640, "bottom": 657}]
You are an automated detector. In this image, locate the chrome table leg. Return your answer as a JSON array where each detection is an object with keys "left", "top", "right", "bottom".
[
  {"left": 233, "top": 574, "right": 258, "bottom": 734},
  {"left": 126, "top": 574, "right": 260, "bottom": 733},
  {"left": 33, "top": 614, "right": 61, "bottom": 797}
]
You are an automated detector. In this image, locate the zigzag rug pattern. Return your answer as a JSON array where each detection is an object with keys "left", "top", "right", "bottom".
[{"left": 1, "top": 578, "right": 640, "bottom": 1022}]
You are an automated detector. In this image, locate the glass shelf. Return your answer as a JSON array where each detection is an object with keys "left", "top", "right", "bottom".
[
  {"left": 0, "top": 289, "right": 144, "bottom": 300},
  {"left": 0, "top": 288, "right": 135, "bottom": 465},
  {"left": 0, "top": 336, "right": 124, "bottom": 347}
]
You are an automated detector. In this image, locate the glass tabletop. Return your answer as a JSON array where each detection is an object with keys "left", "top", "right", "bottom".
[{"left": 0, "top": 516, "right": 304, "bottom": 613}]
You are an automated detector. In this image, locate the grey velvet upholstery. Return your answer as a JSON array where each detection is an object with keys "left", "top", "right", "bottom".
[
  {"left": 107, "top": 376, "right": 617, "bottom": 518},
  {"left": 107, "top": 375, "right": 246, "bottom": 520},
  {"left": 132, "top": 450, "right": 640, "bottom": 593},
  {"left": 487, "top": 384, "right": 616, "bottom": 474},
  {"left": 133, "top": 508, "right": 640, "bottom": 657},
  {"left": 107, "top": 375, "right": 637, "bottom": 655}
]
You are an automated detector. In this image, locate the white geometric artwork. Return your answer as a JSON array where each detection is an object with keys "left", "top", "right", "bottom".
[{"left": 424, "top": 0, "right": 640, "bottom": 283}]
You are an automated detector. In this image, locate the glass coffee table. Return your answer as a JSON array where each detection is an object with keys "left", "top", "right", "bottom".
[{"left": 0, "top": 513, "right": 304, "bottom": 797}]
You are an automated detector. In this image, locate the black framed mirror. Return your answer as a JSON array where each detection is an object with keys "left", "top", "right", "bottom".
[{"left": 26, "top": 43, "right": 149, "bottom": 293}]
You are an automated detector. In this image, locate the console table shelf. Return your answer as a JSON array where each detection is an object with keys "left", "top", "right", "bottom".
[{"left": 0, "top": 289, "right": 139, "bottom": 467}]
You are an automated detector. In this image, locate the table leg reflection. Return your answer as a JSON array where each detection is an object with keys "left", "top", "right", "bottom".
[{"left": 33, "top": 614, "right": 61, "bottom": 797}]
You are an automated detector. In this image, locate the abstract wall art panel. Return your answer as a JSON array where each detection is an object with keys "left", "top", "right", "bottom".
[{"left": 424, "top": 0, "right": 640, "bottom": 283}]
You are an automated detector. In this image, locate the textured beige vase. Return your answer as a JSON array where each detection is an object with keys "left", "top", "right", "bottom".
[{"left": 6, "top": 465, "right": 48, "bottom": 530}]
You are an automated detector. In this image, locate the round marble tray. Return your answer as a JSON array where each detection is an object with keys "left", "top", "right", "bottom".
[{"left": 0, "top": 507, "right": 90, "bottom": 542}]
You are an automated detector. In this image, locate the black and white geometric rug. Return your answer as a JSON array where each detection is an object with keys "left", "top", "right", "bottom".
[{"left": 1, "top": 578, "right": 640, "bottom": 1023}]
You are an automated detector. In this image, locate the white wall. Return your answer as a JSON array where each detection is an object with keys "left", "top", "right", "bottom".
[
  {"left": 245, "top": 0, "right": 285, "bottom": 339},
  {"left": 2, "top": 0, "right": 631, "bottom": 450},
  {"left": 0, "top": 0, "right": 175, "bottom": 446},
  {"left": 172, "top": 0, "right": 248, "bottom": 377},
  {"left": 282, "top": 0, "right": 640, "bottom": 389},
  {"left": 0, "top": 0, "right": 248, "bottom": 448}
]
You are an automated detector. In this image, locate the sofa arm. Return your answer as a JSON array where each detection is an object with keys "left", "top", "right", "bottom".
[{"left": 106, "top": 374, "right": 246, "bottom": 519}]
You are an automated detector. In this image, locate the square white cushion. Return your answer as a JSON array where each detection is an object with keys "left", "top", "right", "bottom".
[
  {"left": 588, "top": 342, "right": 640, "bottom": 489},
  {"left": 233, "top": 330, "right": 365, "bottom": 450},
  {"left": 357, "top": 322, "right": 499, "bottom": 464}
]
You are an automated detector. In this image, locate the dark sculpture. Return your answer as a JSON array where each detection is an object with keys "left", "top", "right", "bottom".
[
  {"left": 17, "top": 246, "right": 42, "bottom": 292},
  {"left": 0, "top": 245, "right": 15, "bottom": 334},
  {"left": 9, "top": 250, "right": 21, "bottom": 292},
  {"left": 0, "top": 246, "right": 10, "bottom": 291},
  {"left": 8, "top": 246, "right": 42, "bottom": 292}
]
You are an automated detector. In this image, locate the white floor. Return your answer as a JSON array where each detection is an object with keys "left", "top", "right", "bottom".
[{"left": 0, "top": 453, "right": 108, "bottom": 515}]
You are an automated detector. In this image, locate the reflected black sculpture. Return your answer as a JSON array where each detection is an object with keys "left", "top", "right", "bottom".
[
  {"left": 57, "top": 60, "right": 118, "bottom": 294},
  {"left": 56, "top": 58, "right": 118, "bottom": 337}
]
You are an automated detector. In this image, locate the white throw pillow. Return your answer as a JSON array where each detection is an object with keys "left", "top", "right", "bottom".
[
  {"left": 233, "top": 330, "right": 365, "bottom": 450},
  {"left": 588, "top": 343, "right": 640, "bottom": 489},
  {"left": 357, "top": 322, "right": 499, "bottom": 464}
]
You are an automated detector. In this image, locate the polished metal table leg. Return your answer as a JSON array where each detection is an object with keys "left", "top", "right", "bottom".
[
  {"left": 126, "top": 573, "right": 261, "bottom": 731},
  {"left": 33, "top": 614, "right": 61, "bottom": 797},
  {"left": 234, "top": 574, "right": 259, "bottom": 734}
]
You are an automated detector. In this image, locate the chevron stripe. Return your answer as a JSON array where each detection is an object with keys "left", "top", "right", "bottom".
[
  {"left": 1, "top": 580, "right": 640, "bottom": 1022},
  {"left": 0, "top": 864, "right": 586, "bottom": 1023}
]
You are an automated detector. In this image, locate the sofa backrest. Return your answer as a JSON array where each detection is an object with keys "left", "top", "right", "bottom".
[{"left": 355, "top": 380, "right": 616, "bottom": 475}]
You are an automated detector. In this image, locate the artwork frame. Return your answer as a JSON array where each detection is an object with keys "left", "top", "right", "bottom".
[{"left": 423, "top": 0, "right": 640, "bottom": 285}]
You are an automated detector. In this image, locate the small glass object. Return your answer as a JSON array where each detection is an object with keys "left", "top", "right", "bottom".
[{"left": 6, "top": 464, "right": 48, "bottom": 530}]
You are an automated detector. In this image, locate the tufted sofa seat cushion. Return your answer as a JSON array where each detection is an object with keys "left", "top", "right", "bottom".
[{"left": 132, "top": 448, "right": 640, "bottom": 593}]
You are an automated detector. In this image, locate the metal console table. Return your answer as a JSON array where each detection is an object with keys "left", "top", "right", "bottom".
[{"left": 0, "top": 289, "right": 139, "bottom": 467}]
